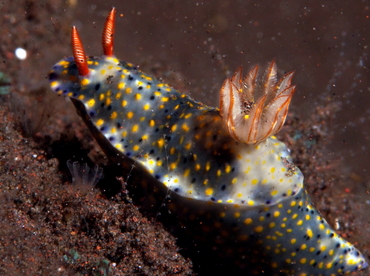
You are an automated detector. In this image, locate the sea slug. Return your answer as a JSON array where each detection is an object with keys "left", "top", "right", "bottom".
[{"left": 49, "top": 8, "right": 368, "bottom": 275}]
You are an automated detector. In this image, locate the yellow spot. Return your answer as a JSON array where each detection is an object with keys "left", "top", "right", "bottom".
[
  {"left": 78, "top": 94, "right": 85, "bottom": 100},
  {"left": 270, "top": 167, "right": 275, "bottom": 173},
  {"left": 132, "top": 125, "right": 139, "bottom": 132},
  {"left": 171, "top": 124, "right": 177, "bottom": 132},
  {"left": 300, "top": 258, "right": 306, "bottom": 264},
  {"left": 135, "top": 93, "right": 142, "bottom": 100},
  {"left": 105, "top": 97, "right": 112, "bottom": 106},
  {"left": 217, "top": 169, "right": 221, "bottom": 177},
  {"left": 301, "top": 244, "right": 307, "bottom": 250},
  {"left": 127, "top": 111, "right": 134, "bottom": 119},
  {"left": 248, "top": 200, "right": 254, "bottom": 206},
  {"left": 133, "top": 145, "right": 140, "bottom": 151},
  {"left": 96, "top": 119, "right": 104, "bottom": 127},
  {"left": 184, "top": 113, "right": 192, "bottom": 119},
  {"left": 306, "top": 229, "right": 313, "bottom": 239},
  {"left": 185, "top": 142, "right": 192, "bottom": 150},
  {"left": 110, "top": 127, "right": 117, "bottom": 134},
  {"left": 292, "top": 214, "right": 298, "bottom": 219},
  {"left": 122, "top": 100, "right": 127, "bottom": 107},
  {"left": 237, "top": 193, "right": 242, "bottom": 198},
  {"left": 244, "top": 166, "right": 251, "bottom": 174},
  {"left": 225, "top": 164, "right": 231, "bottom": 173},
  {"left": 158, "top": 138, "right": 165, "bottom": 148},
  {"left": 270, "top": 190, "right": 278, "bottom": 196},
  {"left": 205, "top": 162, "right": 211, "bottom": 171},
  {"left": 291, "top": 238, "right": 296, "bottom": 244},
  {"left": 269, "top": 222, "right": 276, "bottom": 228},
  {"left": 274, "top": 211, "right": 280, "bottom": 218},
  {"left": 125, "top": 87, "right": 132, "bottom": 94},
  {"left": 118, "top": 83, "right": 125, "bottom": 90},
  {"left": 149, "top": 120, "right": 155, "bottom": 127},
  {"left": 169, "top": 162, "right": 177, "bottom": 170},
  {"left": 305, "top": 214, "right": 310, "bottom": 220},
  {"left": 50, "top": 81, "right": 58, "bottom": 88},
  {"left": 81, "top": 78, "right": 89, "bottom": 86},
  {"left": 254, "top": 226, "right": 263, "bottom": 233},
  {"left": 115, "top": 92, "right": 122, "bottom": 99},
  {"left": 182, "top": 123, "right": 190, "bottom": 132},
  {"left": 110, "top": 111, "right": 117, "bottom": 119},
  {"left": 184, "top": 168, "right": 191, "bottom": 177},
  {"left": 220, "top": 212, "right": 226, "bottom": 218},
  {"left": 251, "top": 179, "right": 258, "bottom": 185},
  {"left": 115, "top": 144, "right": 123, "bottom": 151},
  {"left": 290, "top": 201, "right": 296, "bottom": 207},
  {"left": 231, "top": 178, "right": 237, "bottom": 184},
  {"left": 143, "top": 103, "right": 150, "bottom": 110},
  {"left": 161, "top": 97, "right": 169, "bottom": 102},
  {"left": 87, "top": 99, "right": 95, "bottom": 107},
  {"left": 297, "top": 220, "right": 303, "bottom": 226},
  {"left": 195, "top": 164, "right": 201, "bottom": 171},
  {"left": 234, "top": 212, "right": 240, "bottom": 218}
]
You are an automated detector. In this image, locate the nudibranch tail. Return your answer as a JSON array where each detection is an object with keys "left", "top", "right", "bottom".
[
  {"left": 102, "top": 7, "right": 116, "bottom": 56},
  {"left": 71, "top": 26, "right": 89, "bottom": 76},
  {"left": 219, "top": 60, "right": 296, "bottom": 144}
]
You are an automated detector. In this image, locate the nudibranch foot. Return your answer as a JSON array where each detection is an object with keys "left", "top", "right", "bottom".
[
  {"left": 49, "top": 8, "right": 368, "bottom": 275},
  {"left": 220, "top": 60, "right": 296, "bottom": 144}
]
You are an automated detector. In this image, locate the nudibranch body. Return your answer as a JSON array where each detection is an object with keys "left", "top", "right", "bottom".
[{"left": 49, "top": 8, "right": 367, "bottom": 275}]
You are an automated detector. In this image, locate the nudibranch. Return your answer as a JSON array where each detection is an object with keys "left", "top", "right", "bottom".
[{"left": 49, "top": 8, "right": 368, "bottom": 275}]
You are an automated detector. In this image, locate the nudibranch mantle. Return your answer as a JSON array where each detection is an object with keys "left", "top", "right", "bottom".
[{"left": 49, "top": 8, "right": 367, "bottom": 275}]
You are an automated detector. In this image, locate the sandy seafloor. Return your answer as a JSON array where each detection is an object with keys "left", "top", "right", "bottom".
[{"left": 0, "top": 0, "right": 369, "bottom": 275}]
